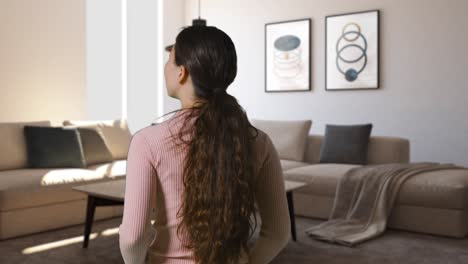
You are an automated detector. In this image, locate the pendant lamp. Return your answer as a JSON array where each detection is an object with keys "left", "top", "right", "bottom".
[{"left": 192, "top": 0, "right": 206, "bottom": 26}]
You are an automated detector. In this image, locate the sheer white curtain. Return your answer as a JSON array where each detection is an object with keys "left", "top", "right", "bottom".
[{"left": 86, "top": 0, "right": 123, "bottom": 121}]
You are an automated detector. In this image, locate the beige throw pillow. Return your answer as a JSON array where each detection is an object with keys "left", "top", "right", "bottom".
[
  {"left": 63, "top": 119, "right": 131, "bottom": 160},
  {"left": 0, "top": 120, "right": 51, "bottom": 170},
  {"left": 251, "top": 119, "right": 312, "bottom": 162}
]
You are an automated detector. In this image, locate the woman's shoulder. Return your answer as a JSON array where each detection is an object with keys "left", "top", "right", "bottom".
[
  {"left": 250, "top": 127, "right": 275, "bottom": 157},
  {"left": 131, "top": 121, "right": 173, "bottom": 147},
  {"left": 251, "top": 127, "right": 273, "bottom": 145}
]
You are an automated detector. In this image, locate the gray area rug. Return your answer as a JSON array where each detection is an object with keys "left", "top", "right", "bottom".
[{"left": 1, "top": 216, "right": 467, "bottom": 264}]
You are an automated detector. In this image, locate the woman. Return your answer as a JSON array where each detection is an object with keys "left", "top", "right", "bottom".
[{"left": 119, "top": 25, "right": 290, "bottom": 264}]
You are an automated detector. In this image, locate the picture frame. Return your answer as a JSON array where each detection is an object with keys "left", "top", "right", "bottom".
[
  {"left": 325, "top": 10, "right": 380, "bottom": 91},
  {"left": 265, "top": 18, "right": 311, "bottom": 92}
]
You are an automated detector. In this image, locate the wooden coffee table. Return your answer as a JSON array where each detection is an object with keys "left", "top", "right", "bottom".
[
  {"left": 72, "top": 179, "right": 307, "bottom": 248},
  {"left": 72, "top": 179, "right": 125, "bottom": 248},
  {"left": 284, "top": 180, "right": 308, "bottom": 241}
]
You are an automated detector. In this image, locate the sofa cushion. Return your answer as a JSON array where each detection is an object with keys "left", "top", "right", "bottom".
[
  {"left": 63, "top": 119, "right": 132, "bottom": 160},
  {"left": 281, "top": 160, "right": 311, "bottom": 171},
  {"left": 24, "top": 126, "right": 87, "bottom": 168},
  {"left": 0, "top": 120, "right": 51, "bottom": 171},
  {"left": 251, "top": 119, "right": 312, "bottom": 162},
  {"left": 78, "top": 127, "right": 113, "bottom": 166},
  {"left": 284, "top": 164, "right": 361, "bottom": 196},
  {"left": 397, "top": 168, "right": 468, "bottom": 210},
  {"left": 86, "top": 159, "right": 127, "bottom": 177},
  {"left": 285, "top": 164, "right": 468, "bottom": 210},
  {"left": 319, "top": 123, "right": 373, "bottom": 165},
  {"left": 0, "top": 160, "right": 126, "bottom": 211}
]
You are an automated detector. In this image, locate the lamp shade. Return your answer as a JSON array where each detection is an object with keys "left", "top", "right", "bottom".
[{"left": 192, "top": 18, "right": 207, "bottom": 26}]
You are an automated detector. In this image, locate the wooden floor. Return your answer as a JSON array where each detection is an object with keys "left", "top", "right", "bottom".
[{"left": 1, "top": 216, "right": 468, "bottom": 264}]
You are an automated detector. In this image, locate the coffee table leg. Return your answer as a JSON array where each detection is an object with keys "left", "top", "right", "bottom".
[
  {"left": 83, "top": 196, "right": 96, "bottom": 248},
  {"left": 286, "top": 191, "right": 297, "bottom": 241}
]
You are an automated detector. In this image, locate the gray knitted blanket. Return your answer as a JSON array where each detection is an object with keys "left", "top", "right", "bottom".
[{"left": 305, "top": 162, "right": 464, "bottom": 246}]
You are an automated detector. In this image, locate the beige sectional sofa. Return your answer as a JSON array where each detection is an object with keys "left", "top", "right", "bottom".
[
  {"left": 0, "top": 120, "right": 129, "bottom": 240},
  {"left": 252, "top": 119, "right": 468, "bottom": 238},
  {"left": 2, "top": 118, "right": 468, "bottom": 241}
]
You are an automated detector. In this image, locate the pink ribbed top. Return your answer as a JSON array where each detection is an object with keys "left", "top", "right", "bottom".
[{"left": 119, "top": 110, "right": 290, "bottom": 264}]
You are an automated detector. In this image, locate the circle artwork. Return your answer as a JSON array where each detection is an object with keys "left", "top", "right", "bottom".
[
  {"left": 335, "top": 23, "right": 368, "bottom": 82},
  {"left": 274, "top": 35, "right": 301, "bottom": 51},
  {"left": 273, "top": 35, "right": 302, "bottom": 79},
  {"left": 342, "top": 22, "right": 361, "bottom": 41}
]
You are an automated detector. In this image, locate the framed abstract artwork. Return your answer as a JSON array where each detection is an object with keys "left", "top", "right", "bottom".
[
  {"left": 265, "top": 18, "right": 311, "bottom": 92},
  {"left": 325, "top": 10, "right": 380, "bottom": 91}
]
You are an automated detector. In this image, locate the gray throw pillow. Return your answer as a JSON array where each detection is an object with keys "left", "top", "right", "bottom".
[
  {"left": 24, "top": 126, "right": 87, "bottom": 168},
  {"left": 319, "top": 124, "right": 373, "bottom": 165},
  {"left": 250, "top": 119, "right": 312, "bottom": 162}
]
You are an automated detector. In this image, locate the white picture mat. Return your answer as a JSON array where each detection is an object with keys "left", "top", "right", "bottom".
[
  {"left": 266, "top": 19, "right": 310, "bottom": 91},
  {"left": 326, "top": 11, "right": 378, "bottom": 89}
]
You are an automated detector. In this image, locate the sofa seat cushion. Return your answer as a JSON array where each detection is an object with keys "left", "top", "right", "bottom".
[
  {"left": 281, "top": 160, "right": 311, "bottom": 171},
  {"left": 284, "top": 164, "right": 468, "bottom": 211},
  {"left": 0, "top": 161, "right": 126, "bottom": 211},
  {"left": 284, "top": 164, "right": 361, "bottom": 196},
  {"left": 397, "top": 168, "right": 468, "bottom": 210},
  {"left": 86, "top": 159, "right": 127, "bottom": 177}
]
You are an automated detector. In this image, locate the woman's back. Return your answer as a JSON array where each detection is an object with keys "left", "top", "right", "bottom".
[
  {"left": 119, "top": 25, "right": 290, "bottom": 264},
  {"left": 119, "top": 110, "right": 291, "bottom": 263}
]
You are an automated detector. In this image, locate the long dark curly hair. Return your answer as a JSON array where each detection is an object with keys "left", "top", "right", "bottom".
[{"left": 158, "top": 26, "right": 260, "bottom": 264}]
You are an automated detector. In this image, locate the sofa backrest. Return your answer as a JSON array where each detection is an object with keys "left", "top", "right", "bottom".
[
  {"left": 303, "top": 134, "right": 410, "bottom": 165},
  {"left": 0, "top": 120, "right": 51, "bottom": 171}
]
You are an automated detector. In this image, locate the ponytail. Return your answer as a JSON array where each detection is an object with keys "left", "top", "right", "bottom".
[{"left": 172, "top": 92, "right": 259, "bottom": 264}]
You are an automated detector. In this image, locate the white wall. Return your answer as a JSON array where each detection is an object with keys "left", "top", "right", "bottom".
[
  {"left": 184, "top": 0, "right": 468, "bottom": 166},
  {"left": 0, "top": 0, "right": 86, "bottom": 126}
]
